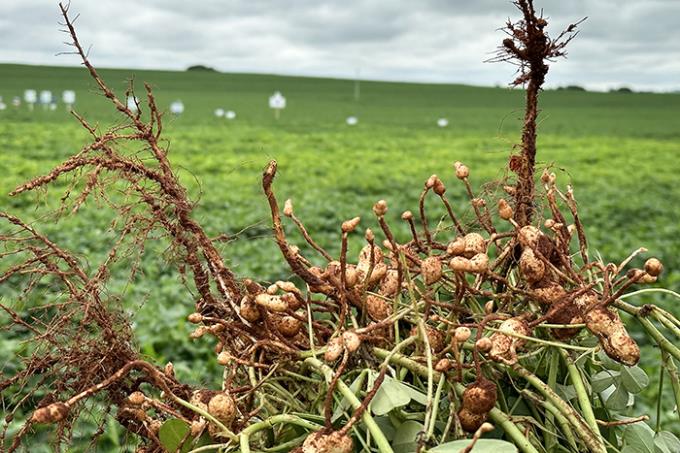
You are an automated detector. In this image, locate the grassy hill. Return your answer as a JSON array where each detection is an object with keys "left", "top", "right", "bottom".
[{"left": 1, "top": 63, "right": 678, "bottom": 137}]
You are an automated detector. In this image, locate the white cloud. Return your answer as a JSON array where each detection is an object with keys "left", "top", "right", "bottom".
[{"left": 0, "top": 0, "right": 678, "bottom": 91}]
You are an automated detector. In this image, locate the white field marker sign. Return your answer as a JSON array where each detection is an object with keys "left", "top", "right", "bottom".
[
  {"left": 225, "top": 110, "right": 236, "bottom": 120},
  {"left": 24, "top": 90, "right": 37, "bottom": 110},
  {"left": 39, "top": 90, "right": 53, "bottom": 110},
  {"left": 269, "top": 91, "right": 286, "bottom": 119},
  {"left": 127, "top": 96, "right": 139, "bottom": 112},
  {"left": 214, "top": 108, "right": 225, "bottom": 118},
  {"left": 346, "top": 116, "right": 358, "bottom": 126},
  {"left": 170, "top": 100, "right": 184, "bottom": 115},
  {"left": 437, "top": 118, "right": 449, "bottom": 128},
  {"left": 62, "top": 90, "right": 76, "bottom": 110}
]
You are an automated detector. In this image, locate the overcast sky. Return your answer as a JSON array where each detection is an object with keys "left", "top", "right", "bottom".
[{"left": 1, "top": 1, "right": 678, "bottom": 92}]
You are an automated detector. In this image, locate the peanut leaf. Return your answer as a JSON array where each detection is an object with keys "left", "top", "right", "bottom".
[
  {"left": 429, "top": 439, "right": 518, "bottom": 452},
  {"left": 158, "top": 418, "right": 191, "bottom": 453}
]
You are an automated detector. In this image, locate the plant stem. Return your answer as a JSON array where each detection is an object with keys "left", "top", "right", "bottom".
[
  {"left": 511, "top": 363, "right": 606, "bottom": 453},
  {"left": 372, "top": 348, "right": 540, "bottom": 453},
  {"left": 427, "top": 374, "right": 446, "bottom": 440},
  {"left": 304, "top": 357, "right": 394, "bottom": 453},
  {"left": 662, "top": 351, "right": 680, "bottom": 425},
  {"left": 656, "top": 362, "right": 664, "bottom": 433},
  {"left": 559, "top": 349, "right": 601, "bottom": 441},
  {"left": 239, "top": 414, "right": 322, "bottom": 453},
  {"left": 520, "top": 389, "right": 579, "bottom": 451},
  {"left": 544, "top": 350, "right": 559, "bottom": 451}
]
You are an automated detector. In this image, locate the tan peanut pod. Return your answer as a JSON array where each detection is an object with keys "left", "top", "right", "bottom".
[
  {"left": 421, "top": 256, "right": 443, "bottom": 285},
  {"left": 191, "top": 419, "right": 207, "bottom": 437},
  {"left": 357, "top": 261, "right": 388, "bottom": 286},
  {"left": 324, "top": 336, "right": 344, "bottom": 362},
  {"left": 358, "top": 244, "right": 384, "bottom": 267},
  {"left": 488, "top": 317, "right": 530, "bottom": 364},
  {"left": 454, "top": 327, "right": 471, "bottom": 343},
  {"left": 373, "top": 200, "right": 388, "bottom": 216},
  {"left": 449, "top": 256, "right": 471, "bottom": 272},
  {"left": 380, "top": 269, "right": 400, "bottom": 296},
  {"left": 584, "top": 304, "right": 640, "bottom": 366},
  {"left": 518, "top": 225, "right": 542, "bottom": 249},
  {"left": 128, "top": 391, "right": 146, "bottom": 406},
  {"left": 458, "top": 407, "right": 487, "bottom": 433},
  {"left": 447, "top": 237, "right": 466, "bottom": 256},
  {"left": 31, "top": 402, "right": 70, "bottom": 424},
  {"left": 476, "top": 337, "right": 492, "bottom": 353},
  {"left": 454, "top": 161, "right": 470, "bottom": 179},
  {"left": 645, "top": 258, "right": 663, "bottom": 277},
  {"left": 302, "top": 431, "right": 353, "bottom": 453},
  {"left": 435, "top": 358, "right": 452, "bottom": 372},
  {"left": 532, "top": 281, "right": 567, "bottom": 306},
  {"left": 254, "top": 293, "right": 288, "bottom": 312},
  {"left": 433, "top": 178, "right": 446, "bottom": 196},
  {"left": 344, "top": 265, "right": 360, "bottom": 288},
  {"left": 411, "top": 325, "right": 445, "bottom": 353},
  {"left": 324, "top": 261, "right": 343, "bottom": 287},
  {"left": 342, "top": 331, "right": 361, "bottom": 353},
  {"left": 187, "top": 312, "right": 203, "bottom": 324},
  {"left": 463, "top": 233, "right": 486, "bottom": 258},
  {"left": 208, "top": 392, "right": 237, "bottom": 426},
  {"left": 498, "top": 199, "right": 513, "bottom": 220},
  {"left": 281, "top": 292, "right": 302, "bottom": 311},
  {"left": 276, "top": 315, "right": 302, "bottom": 337},
  {"left": 462, "top": 378, "right": 497, "bottom": 414},
  {"left": 366, "top": 294, "right": 391, "bottom": 321},
  {"left": 468, "top": 253, "right": 489, "bottom": 273},
  {"left": 519, "top": 248, "right": 545, "bottom": 283},
  {"left": 341, "top": 216, "right": 360, "bottom": 233}
]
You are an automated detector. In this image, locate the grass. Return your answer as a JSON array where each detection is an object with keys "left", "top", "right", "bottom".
[{"left": 1, "top": 63, "right": 679, "bottom": 450}]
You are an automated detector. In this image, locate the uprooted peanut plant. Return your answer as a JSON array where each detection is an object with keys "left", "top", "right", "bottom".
[{"left": 2, "top": 1, "right": 680, "bottom": 452}]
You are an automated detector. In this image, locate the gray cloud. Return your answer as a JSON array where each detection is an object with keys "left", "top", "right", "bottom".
[{"left": 0, "top": 0, "right": 678, "bottom": 91}]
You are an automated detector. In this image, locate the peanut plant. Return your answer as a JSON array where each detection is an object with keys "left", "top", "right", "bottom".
[{"left": 2, "top": 1, "right": 679, "bottom": 453}]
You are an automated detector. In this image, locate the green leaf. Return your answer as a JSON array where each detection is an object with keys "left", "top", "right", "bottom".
[
  {"left": 591, "top": 370, "right": 620, "bottom": 393},
  {"left": 429, "top": 439, "right": 518, "bottom": 452},
  {"left": 392, "top": 421, "right": 423, "bottom": 453},
  {"left": 655, "top": 431, "right": 680, "bottom": 453},
  {"left": 623, "top": 423, "right": 655, "bottom": 453},
  {"left": 158, "top": 418, "right": 192, "bottom": 453},
  {"left": 621, "top": 366, "right": 649, "bottom": 394},
  {"left": 332, "top": 370, "right": 367, "bottom": 422},
  {"left": 605, "top": 384, "right": 631, "bottom": 411},
  {"left": 555, "top": 383, "right": 577, "bottom": 401},
  {"left": 371, "top": 376, "right": 416, "bottom": 416}
]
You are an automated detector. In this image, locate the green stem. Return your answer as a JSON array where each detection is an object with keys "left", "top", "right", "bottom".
[
  {"left": 559, "top": 349, "right": 601, "bottom": 441},
  {"left": 485, "top": 325, "right": 594, "bottom": 352},
  {"left": 418, "top": 320, "right": 435, "bottom": 445},
  {"left": 427, "top": 374, "right": 446, "bottom": 439},
  {"left": 372, "top": 348, "right": 539, "bottom": 453},
  {"left": 544, "top": 350, "right": 559, "bottom": 452},
  {"left": 511, "top": 363, "right": 606, "bottom": 453},
  {"left": 662, "top": 351, "right": 680, "bottom": 425},
  {"left": 521, "top": 390, "right": 579, "bottom": 451},
  {"left": 304, "top": 357, "right": 394, "bottom": 453},
  {"left": 239, "top": 414, "right": 322, "bottom": 453},
  {"left": 656, "top": 362, "right": 664, "bottom": 433}
]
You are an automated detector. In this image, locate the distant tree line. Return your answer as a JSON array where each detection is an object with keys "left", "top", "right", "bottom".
[{"left": 186, "top": 64, "right": 218, "bottom": 72}]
